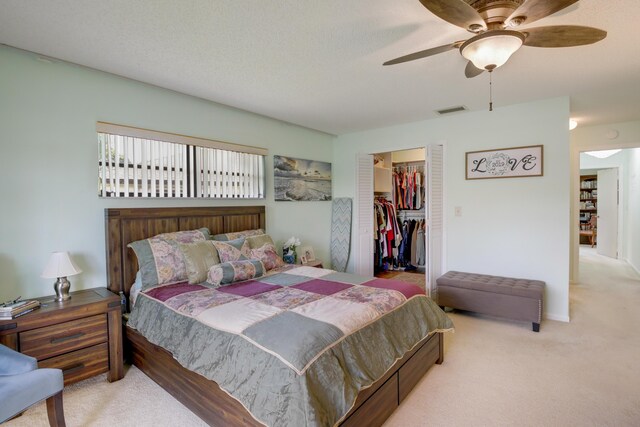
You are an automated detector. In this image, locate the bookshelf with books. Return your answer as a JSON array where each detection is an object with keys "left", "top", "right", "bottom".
[
  {"left": 579, "top": 175, "right": 597, "bottom": 243},
  {"left": 579, "top": 174, "right": 598, "bottom": 218}
]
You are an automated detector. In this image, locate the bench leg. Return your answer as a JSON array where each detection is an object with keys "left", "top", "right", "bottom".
[
  {"left": 532, "top": 323, "right": 540, "bottom": 333},
  {"left": 46, "top": 391, "right": 66, "bottom": 427}
]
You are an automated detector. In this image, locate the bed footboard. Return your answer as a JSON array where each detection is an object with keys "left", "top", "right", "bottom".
[{"left": 126, "top": 326, "right": 443, "bottom": 427}]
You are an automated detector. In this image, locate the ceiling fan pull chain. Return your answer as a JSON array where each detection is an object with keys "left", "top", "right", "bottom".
[{"left": 489, "top": 70, "right": 493, "bottom": 112}]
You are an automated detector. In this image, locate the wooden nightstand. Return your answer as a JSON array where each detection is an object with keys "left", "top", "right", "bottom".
[
  {"left": 0, "top": 287, "right": 123, "bottom": 385},
  {"left": 302, "top": 259, "right": 324, "bottom": 268}
]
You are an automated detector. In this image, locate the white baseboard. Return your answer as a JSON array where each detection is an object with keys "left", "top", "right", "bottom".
[
  {"left": 624, "top": 257, "right": 640, "bottom": 277},
  {"left": 545, "top": 313, "right": 570, "bottom": 322}
]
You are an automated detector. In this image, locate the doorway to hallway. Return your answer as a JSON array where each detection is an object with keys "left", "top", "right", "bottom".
[{"left": 577, "top": 147, "right": 640, "bottom": 282}]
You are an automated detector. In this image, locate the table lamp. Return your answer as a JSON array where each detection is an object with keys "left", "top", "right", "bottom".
[{"left": 41, "top": 251, "right": 82, "bottom": 301}]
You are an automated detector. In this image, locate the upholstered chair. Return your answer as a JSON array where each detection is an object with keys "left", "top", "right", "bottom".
[{"left": 0, "top": 344, "right": 65, "bottom": 426}]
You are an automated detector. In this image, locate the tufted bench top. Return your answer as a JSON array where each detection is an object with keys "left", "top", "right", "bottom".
[{"left": 437, "top": 271, "right": 544, "bottom": 299}]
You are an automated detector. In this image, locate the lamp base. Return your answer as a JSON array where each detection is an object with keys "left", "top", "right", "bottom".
[{"left": 53, "top": 277, "right": 71, "bottom": 302}]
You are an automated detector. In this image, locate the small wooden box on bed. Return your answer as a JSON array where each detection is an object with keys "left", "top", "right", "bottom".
[{"left": 105, "top": 206, "right": 444, "bottom": 427}]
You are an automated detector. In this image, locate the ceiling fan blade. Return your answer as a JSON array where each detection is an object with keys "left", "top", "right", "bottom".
[
  {"left": 419, "top": 0, "right": 486, "bottom": 32},
  {"left": 383, "top": 42, "right": 462, "bottom": 66},
  {"left": 523, "top": 25, "right": 607, "bottom": 47},
  {"left": 507, "top": 0, "right": 578, "bottom": 27},
  {"left": 465, "top": 61, "right": 484, "bottom": 78}
]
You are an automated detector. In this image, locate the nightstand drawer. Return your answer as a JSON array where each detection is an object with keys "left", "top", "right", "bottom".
[
  {"left": 39, "top": 342, "right": 109, "bottom": 385},
  {"left": 20, "top": 314, "right": 107, "bottom": 360}
]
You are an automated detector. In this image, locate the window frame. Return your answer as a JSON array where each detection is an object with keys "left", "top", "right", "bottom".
[{"left": 97, "top": 122, "right": 266, "bottom": 199}]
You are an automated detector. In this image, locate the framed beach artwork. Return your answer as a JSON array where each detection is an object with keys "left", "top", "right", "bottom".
[
  {"left": 274, "top": 155, "right": 332, "bottom": 201},
  {"left": 465, "top": 145, "right": 543, "bottom": 180}
]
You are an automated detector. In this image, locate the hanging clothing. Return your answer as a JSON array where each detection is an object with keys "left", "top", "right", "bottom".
[
  {"left": 393, "top": 165, "right": 424, "bottom": 211},
  {"left": 415, "top": 170, "right": 422, "bottom": 210},
  {"left": 397, "top": 219, "right": 417, "bottom": 269},
  {"left": 410, "top": 220, "right": 418, "bottom": 266},
  {"left": 374, "top": 198, "right": 401, "bottom": 271},
  {"left": 416, "top": 221, "right": 426, "bottom": 266}
]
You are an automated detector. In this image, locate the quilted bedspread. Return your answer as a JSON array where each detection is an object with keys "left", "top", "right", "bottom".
[{"left": 127, "top": 265, "right": 453, "bottom": 426}]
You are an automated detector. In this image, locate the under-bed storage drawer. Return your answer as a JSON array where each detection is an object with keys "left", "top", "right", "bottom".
[
  {"left": 19, "top": 314, "right": 108, "bottom": 360},
  {"left": 38, "top": 342, "right": 110, "bottom": 385},
  {"left": 398, "top": 334, "right": 440, "bottom": 402},
  {"left": 341, "top": 373, "right": 398, "bottom": 427}
]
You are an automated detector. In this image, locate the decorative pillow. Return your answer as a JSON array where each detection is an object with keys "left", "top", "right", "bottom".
[
  {"left": 211, "top": 237, "right": 251, "bottom": 263},
  {"left": 207, "top": 259, "right": 266, "bottom": 287},
  {"left": 245, "top": 234, "right": 275, "bottom": 249},
  {"left": 128, "top": 228, "right": 210, "bottom": 289},
  {"left": 212, "top": 228, "right": 265, "bottom": 241},
  {"left": 130, "top": 271, "right": 143, "bottom": 309},
  {"left": 245, "top": 234, "right": 284, "bottom": 271},
  {"left": 179, "top": 240, "right": 221, "bottom": 284}
]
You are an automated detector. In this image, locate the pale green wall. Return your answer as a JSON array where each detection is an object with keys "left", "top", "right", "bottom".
[
  {"left": 333, "top": 98, "right": 571, "bottom": 321},
  {"left": 0, "top": 44, "right": 587, "bottom": 322},
  {"left": 0, "top": 46, "right": 335, "bottom": 301}
]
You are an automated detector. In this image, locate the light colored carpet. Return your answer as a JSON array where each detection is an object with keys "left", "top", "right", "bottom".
[{"left": 7, "top": 248, "right": 640, "bottom": 426}]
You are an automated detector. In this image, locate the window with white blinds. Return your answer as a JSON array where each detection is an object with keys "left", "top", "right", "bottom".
[{"left": 97, "top": 122, "right": 266, "bottom": 199}]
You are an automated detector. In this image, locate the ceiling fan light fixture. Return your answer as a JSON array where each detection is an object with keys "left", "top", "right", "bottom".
[{"left": 460, "top": 30, "right": 525, "bottom": 70}]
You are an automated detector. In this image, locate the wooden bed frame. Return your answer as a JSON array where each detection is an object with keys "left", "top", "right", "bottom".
[{"left": 105, "top": 206, "right": 444, "bottom": 427}]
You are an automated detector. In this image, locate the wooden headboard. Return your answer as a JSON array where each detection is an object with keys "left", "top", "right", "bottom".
[{"left": 105, "top": 206, "right": 266, "bottom": 296}]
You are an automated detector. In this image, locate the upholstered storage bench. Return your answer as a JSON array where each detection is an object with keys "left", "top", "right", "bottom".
[{"left": 436, "top": 271, "right": 545, "bottom": 332}]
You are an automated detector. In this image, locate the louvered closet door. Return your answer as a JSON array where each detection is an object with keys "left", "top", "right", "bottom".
[
  {"left": 355, "top": 153, "right": 374, "bottom": 276},
  {"left": 427, "top": 144, "right": 444, "bottom": 297}
]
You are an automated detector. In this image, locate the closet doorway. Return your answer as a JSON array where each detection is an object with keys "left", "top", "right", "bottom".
[
  {"left": 353, "top": 144, "right": 446, "bottom": 296},
  {"left": 373, "top": 148, "right": 426, "bottom": 290}
]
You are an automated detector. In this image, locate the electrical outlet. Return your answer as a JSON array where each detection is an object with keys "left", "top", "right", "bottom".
[{"left": 454, "top": 206, "right": 462, "bottom": 217}]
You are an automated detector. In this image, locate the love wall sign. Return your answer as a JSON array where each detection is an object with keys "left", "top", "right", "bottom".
[{"left": 465, "top": 145, "right": 543, "bottom": 180}]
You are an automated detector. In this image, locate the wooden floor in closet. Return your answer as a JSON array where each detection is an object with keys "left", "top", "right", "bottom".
[{"left": 375, "top": 270, "right": 426, "bottom": 291}]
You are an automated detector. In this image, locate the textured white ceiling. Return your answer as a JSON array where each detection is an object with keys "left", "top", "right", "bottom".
[{"left": 1, "top": 0, "right": 638, "bottom": 135}]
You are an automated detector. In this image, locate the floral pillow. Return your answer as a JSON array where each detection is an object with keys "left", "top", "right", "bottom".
[
  {"left": 210, "top": 237, "right": 251, "bottom": 263},
  {"left": 207, "top": 259, "right": 265, "bottom": 287},
  {"left": 245, "top": 234, "right": 284, "bottom": 271},
  {"left": 211, "top": 229, "right": 265, "bottom": 242},
  {"left": 128, "top": 228, "right": 210, "bottom": 289}
]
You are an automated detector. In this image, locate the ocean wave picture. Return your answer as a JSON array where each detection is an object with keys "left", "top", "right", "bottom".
[{"left": 274, "top": 155, "right": 332, "bottom": 201}]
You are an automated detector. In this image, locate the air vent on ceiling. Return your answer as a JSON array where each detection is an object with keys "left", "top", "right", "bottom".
[{"left": 435, "top": 106, "right": 467, "bottom": 115}]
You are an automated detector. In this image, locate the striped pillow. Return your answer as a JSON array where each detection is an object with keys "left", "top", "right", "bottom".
[{"left": 207, "top": 260, "right": 266, "bottom": 287}]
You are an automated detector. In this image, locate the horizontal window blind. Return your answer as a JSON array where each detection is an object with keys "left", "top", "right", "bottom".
[{"left": 97, "top": 123, "right": 265, "bottom": 199}]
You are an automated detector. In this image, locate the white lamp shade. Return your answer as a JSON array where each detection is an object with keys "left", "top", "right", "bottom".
[
  {"left": 461, "top": 31, "right": 524, "bottom": 70},
  {"left": 41, "top": 251, "right": 82, "bottom": 278}
]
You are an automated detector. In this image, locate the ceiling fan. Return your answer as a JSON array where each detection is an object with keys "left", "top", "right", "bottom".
[{"left": 383, "top": 0, "right": 607, "bottom": 78}]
